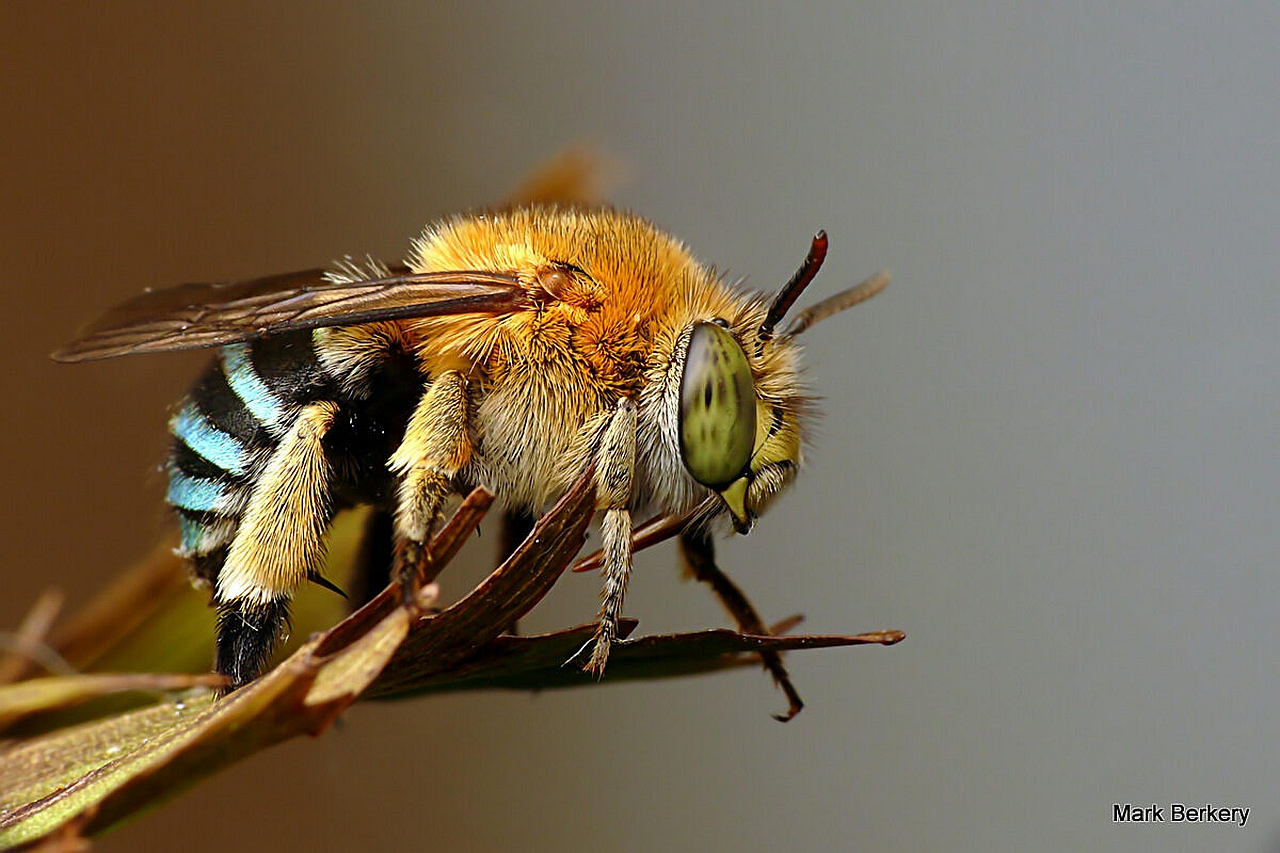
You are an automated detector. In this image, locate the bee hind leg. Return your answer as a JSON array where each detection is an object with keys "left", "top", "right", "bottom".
[
  {"left": 679, "top": 527, "right": 804, "bottom": 721},
  {"left": 584, "top": 398, "right": 638, "bottom": 676},
  {"left": 214, "top": 597, "right": 292, "bottom": 693},
  {"left": 389, "top": 370, "right": 471, "bottom": 607},
  {"left": 212, "top": 401, "right": 339, "bottom": 691}
]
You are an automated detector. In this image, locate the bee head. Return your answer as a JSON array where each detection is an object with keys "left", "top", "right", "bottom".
[{"left": 677, "top": 232, "right": 887, "bottom": 533}]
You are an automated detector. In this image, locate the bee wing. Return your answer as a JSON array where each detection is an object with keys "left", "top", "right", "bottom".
[{"left": 52, "top": 265, "right": 528, "bottom": 362}]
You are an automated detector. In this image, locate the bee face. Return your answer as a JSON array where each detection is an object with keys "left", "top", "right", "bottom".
[
  {"left": 669, "top": 311, "right": 806, "bottom": 533},
  {"left": 55, "top": 205, "right": 882, "bottom": 688}
]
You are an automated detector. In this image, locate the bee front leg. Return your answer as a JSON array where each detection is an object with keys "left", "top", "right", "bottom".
[
  {"left": 389, "top": 370, "right": 471, "bottom": 606},
  {"left": 215, "top": 401, "right": 338, "bottom": 690},
  {"left": 584, "top": 397, "right": 638, "bottom": 676},
  {"left": 679, "top": 527, "right": 804, "bottom": 721}
]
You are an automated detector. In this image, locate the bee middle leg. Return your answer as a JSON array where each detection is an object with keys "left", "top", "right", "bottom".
[
  {"left": 584, "top": 397, "right": 638, "bottom": 676},
  {"left": 389, "top": 370, "right": 471, "bottom": 606},
  {"left": 498, "top": 508, "right": 538, "bottom": 635},
  {"left": 348, "top": 508, "right": 395, "bottom": 608},
  {"left": 498, "top": 508, "right": 538, "bottom": 567}
]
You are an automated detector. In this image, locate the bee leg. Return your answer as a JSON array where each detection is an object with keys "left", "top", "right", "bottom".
[
  {"left": 498, "top": 508, "right": 537, "bottom": 566},
  {"left": 679, "top": 527, "right": 804, "bottom": 721},
  {"left": 389, "top": 370, "right": 471, "bottom": 607},
  {"left": 584, "top": 398, "right": 638, "bottom": 676},
  {"left": 214, "top": 401, "right": 339, "bottom": 691},
  {"left": 348, "top": 509, "right": 394, "bottom": 608},
  {"left": 499, "top": 508, "right": 537, "bottom": 635},
  {"left": 214, "top": 598, "right": 293, "bottom": 692}
]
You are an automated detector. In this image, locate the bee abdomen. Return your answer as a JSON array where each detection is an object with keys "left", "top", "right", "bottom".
[{"left": 168, "top": 332, "right": 333, "bottom": 566}]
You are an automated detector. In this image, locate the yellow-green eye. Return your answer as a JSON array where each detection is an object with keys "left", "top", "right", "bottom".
[{"left": 678, "top": 320, "right": 757, "bottom": 488}]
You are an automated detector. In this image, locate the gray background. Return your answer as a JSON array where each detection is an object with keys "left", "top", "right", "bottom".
[{"left": 3, "top": 3, "right": 1277, "bottom": 851}]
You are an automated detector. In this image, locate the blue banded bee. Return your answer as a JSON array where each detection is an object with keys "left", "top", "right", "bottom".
[{"left": 54, "top": 207, "right": 886, "bottom": 691}]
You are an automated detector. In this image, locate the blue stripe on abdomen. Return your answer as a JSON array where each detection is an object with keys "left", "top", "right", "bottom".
[
  {"left": 176, "top": 509, "right": 235, "bottom": 554},
  {"left": 167, "top": 470, "right": 237, "bottom": 513},
  {"left": 171, "top": 403, "right": 253, "bottom": 476},
  {"left": 222, "top": 343, "right": 287, "bottom": 432},
  {"left": 177, "top": 512, "right": 205, "bottom": 552}
]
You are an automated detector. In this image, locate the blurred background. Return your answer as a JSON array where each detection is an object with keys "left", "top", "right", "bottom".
[{"left": 3, "top": 3, "right": 1278, "bottom": 851}]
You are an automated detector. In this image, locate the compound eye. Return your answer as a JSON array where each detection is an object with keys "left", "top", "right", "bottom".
[{"left": 678, "top": 321, "right": 758, "bottom": 489}]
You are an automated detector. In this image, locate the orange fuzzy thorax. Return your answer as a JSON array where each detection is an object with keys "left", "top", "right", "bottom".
[{"left": 403, "top": 207, "right": 753, "bottom": 397}]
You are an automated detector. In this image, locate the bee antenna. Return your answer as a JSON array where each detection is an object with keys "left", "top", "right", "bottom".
[
  {"left": 758, "top": 230, "right": 828, "bottom": 344},
  {"left": 785, "top": 269, "right": 890, "bottom": 337}
]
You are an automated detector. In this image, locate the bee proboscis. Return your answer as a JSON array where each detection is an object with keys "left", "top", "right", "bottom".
[{"left": 55, "top": 207, "right": 887, "bottom": 695}]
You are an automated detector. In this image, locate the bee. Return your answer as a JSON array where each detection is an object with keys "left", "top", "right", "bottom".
[{"left": 54, "top": 207, "right": 886, "bottom": 692}]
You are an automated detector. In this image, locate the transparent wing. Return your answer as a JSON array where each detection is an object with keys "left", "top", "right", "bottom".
[{"left": 52, "top": 265, "right": 528, "bottom": 362}]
